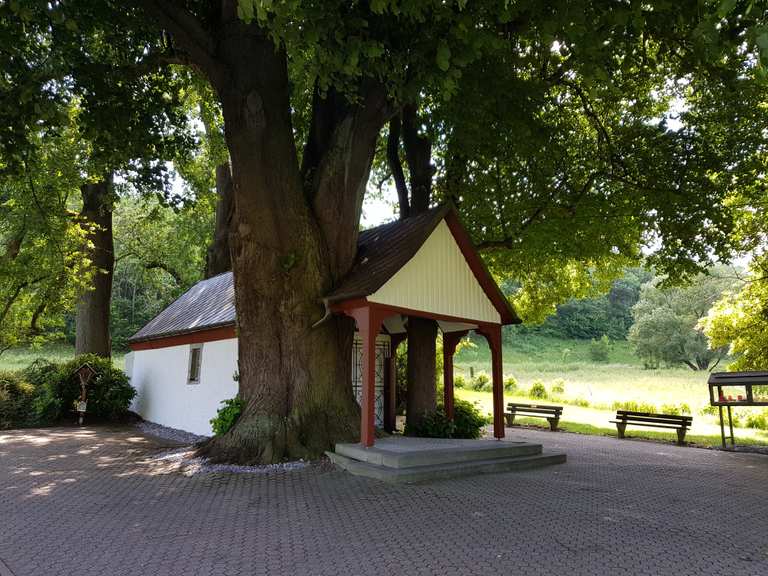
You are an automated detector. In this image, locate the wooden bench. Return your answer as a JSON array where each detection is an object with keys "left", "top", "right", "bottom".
[
  {"left": 505, "top": 403, "right": 563, "bottom": 431},
  {"left": 610, "top": 410, "right": 693, "bottom": 445}
]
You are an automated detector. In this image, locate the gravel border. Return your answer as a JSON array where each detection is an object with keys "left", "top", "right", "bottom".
[
  {"left": 135, "top": 420, "right": 208, "bottom": 445},
  {"left": 136, "top": 420, "right": 311, "bottom": 476},
  {"left": 148, "top": 446, "right": 310, "bottom": 476}
]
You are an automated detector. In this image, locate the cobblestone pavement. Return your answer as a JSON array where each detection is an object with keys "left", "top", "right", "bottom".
[{"left": 1, "top": 425, "right": 767, "bottom": 576}]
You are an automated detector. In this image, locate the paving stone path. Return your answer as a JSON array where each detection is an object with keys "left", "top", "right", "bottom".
[{"left": 1, "top": 425, "right": 766, "bottom": 576}]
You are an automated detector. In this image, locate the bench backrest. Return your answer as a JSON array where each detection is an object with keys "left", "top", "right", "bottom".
[
  {"left": 615, "top": 410, "right": 692, "bottom": 423},
  {"left": 507, "top": 402, "right": 563, "bottom": 413}
]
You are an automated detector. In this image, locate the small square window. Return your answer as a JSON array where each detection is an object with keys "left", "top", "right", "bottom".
[{"left": 187, "top": 344, "right": 203, "bottom": 384}]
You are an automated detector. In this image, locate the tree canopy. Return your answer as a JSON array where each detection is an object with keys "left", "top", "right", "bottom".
[{"left": 629, "top": 269, "right": 739, "bottom": 370}]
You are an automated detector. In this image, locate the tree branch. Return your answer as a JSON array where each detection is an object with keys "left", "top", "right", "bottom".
[
  {"left": 401, "top": 104, "right": 432, "bottom": 214},
  {"left": 135, "top": 0, "right": 218, "bottom": 78},
  {"left": 386, "top": 114, "right": 410, "bottom": 219},
  {"left": 144, "top": 261, "right": 184, "bottom": 285}
]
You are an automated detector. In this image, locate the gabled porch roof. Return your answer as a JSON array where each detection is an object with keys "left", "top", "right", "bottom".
[{"left": 326, "top": 204, "right": 520, "bottom": 327}]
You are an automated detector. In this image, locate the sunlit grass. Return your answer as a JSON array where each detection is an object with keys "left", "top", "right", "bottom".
[
  {"left": 0, "top": 343, "right": 127, "bottom": 372},
  {"left": 456, "top": 335, "right": 712, "bottom": 413},
  {"left": 457, "top": 388, "right": 768, "bottom": 448}
]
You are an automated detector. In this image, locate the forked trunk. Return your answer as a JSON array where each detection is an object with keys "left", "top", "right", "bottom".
[
  {"left": 197, "top": 25, "right": 380, "bottom": 463},
  {"left": 75, "top": 178, "right": 114, "bottom": 358}
]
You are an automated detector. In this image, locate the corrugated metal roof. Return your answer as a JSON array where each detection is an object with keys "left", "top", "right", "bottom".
[{"left": 128, "top": 272, "right": 235, "bottom": 343}]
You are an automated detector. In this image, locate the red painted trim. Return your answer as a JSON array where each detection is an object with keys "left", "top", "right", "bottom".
[
  {"left": 332, "top": 299, "right": 498, "bottom": 331},
  {"left": 442, "top": 330, "right": 469, "bottom": 420},
  {"left": 129, "top": 325, "right": 236, "bottom": 351},
  {"left": 477, "top": 324, "right": 505, "bottom": 440},
  {"left": 444, "top": 210, "right": 520, "bottom": 325},
  {"left": 343, "top": 305, "right": 388, "bottom": 447}
]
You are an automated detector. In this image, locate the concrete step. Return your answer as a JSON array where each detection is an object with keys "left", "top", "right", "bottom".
[
  {"left": 326, "top": 450, "right": 567, "bottom": 484},
  {"left": 334, "top": 438, "right": 543, "bottom": 469}
]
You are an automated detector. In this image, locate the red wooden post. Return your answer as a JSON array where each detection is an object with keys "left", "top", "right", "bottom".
[
  {"left": 347, "top": 305, "right": 385, "bottom": 447},
  {"left": 478, "top": 324, "right": 505, "bottom": 440},
  {"left": 386, "top": 333, "right": 407, "bottom": 433},
  {"left": 442, "top": 330, "right": 468, "bottom": 420}
]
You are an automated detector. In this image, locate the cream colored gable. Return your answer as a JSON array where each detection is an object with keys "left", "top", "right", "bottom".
[{"left": 368, "top": 220, "right": 501, "bottom": 324}]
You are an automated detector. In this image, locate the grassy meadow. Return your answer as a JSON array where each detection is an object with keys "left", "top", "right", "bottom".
[
  {"left": 454, "top": 334, "right": 768, "bottom": 447},
  {"left": 0, "top": 343, "right": 127, "bottom": 372}
]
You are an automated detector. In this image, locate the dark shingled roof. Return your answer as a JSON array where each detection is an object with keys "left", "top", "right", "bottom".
[
  {"left": 325, "top": 205, "right": 449, "bottom": 304},
  {"left": 130, "top": 204, "right": 519, "bottom": 343},
  {"left": 129, "top": 272, "right": 235, "bottom": 343}
]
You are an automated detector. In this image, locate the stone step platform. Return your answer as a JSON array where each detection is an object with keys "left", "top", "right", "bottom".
[{"left": 327, "top": 437, "right": 566, "bottom": 483}]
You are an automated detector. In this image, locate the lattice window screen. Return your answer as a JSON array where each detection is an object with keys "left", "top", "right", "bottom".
[{"left": 351, "top": 336, "right": 390, "bottom": 428}]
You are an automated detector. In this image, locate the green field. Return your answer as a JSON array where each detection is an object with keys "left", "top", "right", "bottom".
[
  {"left": 455, "top": 335, "right": 707, "bottom": 410},
  {"left": 455, "top": 335, "right": 768, "bottom": 447},
  {"left": 0, "top": 343, "right": 127, "bottom": 372}
]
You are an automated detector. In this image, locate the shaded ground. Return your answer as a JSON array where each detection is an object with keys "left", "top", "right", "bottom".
[{"left": 1, "top": 425, "right": 767, "bottom": 576}]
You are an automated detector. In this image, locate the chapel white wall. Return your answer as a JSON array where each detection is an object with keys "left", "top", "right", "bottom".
[{"left": 128, "top": 338, "right": 238, "bottom": 436}]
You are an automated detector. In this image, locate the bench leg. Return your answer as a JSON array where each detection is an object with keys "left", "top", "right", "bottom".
[
  {"left": 616, "top": 422, "right": 627, "bottom": 439},
  {"left": 505, "top": 413, "right": 515, "bottom": 427},
  {"left": 676, "top": 428, "right": 687, "bottom": 445},
  {"left": 547, "top": 417, "right": 559, "bottom": 431}
]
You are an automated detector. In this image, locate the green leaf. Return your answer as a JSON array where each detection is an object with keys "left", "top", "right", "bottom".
[
  {"left": 371, "top": 0, "right": 388, "bottom": 14},
  {"left": 436, "top": 40, "right": 451, "bottom": 72},
  {"left": 237, "top": 0, "right": 255, "bottom": 23},
  {"left": 756, "top": 29, "right": 768, "bottom": 63},
  {"left": 717, "top": 0, "right": 737, "bottom": 18}
]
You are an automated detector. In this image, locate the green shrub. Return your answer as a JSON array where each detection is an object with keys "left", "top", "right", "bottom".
[
  {"left": 54, "top": 355, "right": 135, "bottom": 421},
  {"left": 454, "top": 375, "right": 467, "bottom": 389},
  {"left": 572, "top": 397, "right": 590, "bottom": 408},
  {"left": 23, "top": 359, "right": 63, "bottom": 424},
  {"left": 211, "top": 397, "right": 244, "bottom": 436},
  {"left": 452, "top": 399, "right": 491, "bottom": 438},
  {"left": 660, "top": 403, "right": 681, "bottom": 415},
  {"left": 746, "top": 410, "right": 768, "bottom": 430},
  {"left": 612, "top": 400, "right": 657, "bottom": 413},
  {"left": 529, "top": 380, "right": 548, "bottom": 399},
  {"left": 679, "top": 403, "right": 691, "bottom": 415},
  {"left": 405, "top": 399, "right": 490, "bottom": 439},
  {"left": 471, "top": 373, "right": 491, "bottom": 391},
  {"left": 589, "top": 335, "right": 611, "bottom": 362},
  {"left": 0, "top": 356, "right": 133, "bottom": 428},
  {"left": 699, "top": 404, "right": 720, "bottom": 416},
  {"left": 405, "top": 408, "right": 455, "bottom": 438},
  {"left": 503, "top": 375, "right": 517, "bottom": 392},
  {"left": 550, "top": 378, "right": 566, "bottom": 395},
  {"left": 0, "top": 371, "right": 38, "bottom": 429}
]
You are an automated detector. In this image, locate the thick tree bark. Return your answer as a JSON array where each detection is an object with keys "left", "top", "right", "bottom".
[
  {"left": 406, "top": 316, "right": 438, "bottom": 430},
  {"left": 75, "top": 177, "right": 114, "bottom": 358},
  {"left": 399, "top": 104, "right": 440, "bottom": 424},
  {"left": 204, "top": 161, "right": 234, "bottom": 278},
  {"left": 153, "top": 9, "right": 392, "bottom": 463}
]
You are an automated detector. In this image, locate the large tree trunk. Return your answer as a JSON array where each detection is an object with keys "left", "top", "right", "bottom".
[
  {"left": 75, "top": 177, "right": 114, "bottom": 358},
  {"left": 406, "top": 316, "right": 438, "bottom": 430},
  {"left": 204, "top": 161, "right": 234, "bottom": 278},
  {"left": 400, "top": 104, "right": 440, "bottom": 425},
  {"left": 183, "top": 14, "right": 389, "bottom": 463}
]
